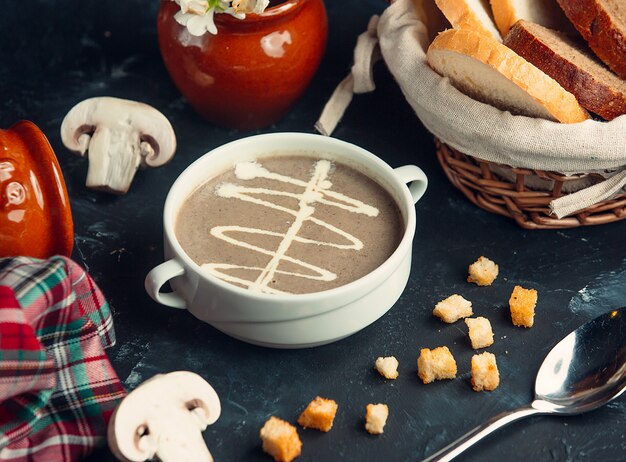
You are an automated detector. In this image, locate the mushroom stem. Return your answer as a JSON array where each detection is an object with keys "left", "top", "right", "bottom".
[
  {"left": 85, "top": 126, "right": 142, "bottom": 194},
  {"left": 156, "top": 431, "right": 213, "bottom": 462}
]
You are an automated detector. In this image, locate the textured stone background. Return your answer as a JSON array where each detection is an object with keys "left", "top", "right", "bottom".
[{"left": 1, "top": 0, "right": 625, "bottom": 460}]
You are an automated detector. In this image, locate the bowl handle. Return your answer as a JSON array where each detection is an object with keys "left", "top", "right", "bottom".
[
  {"left": 393, "top": 165, "right": 428, "bottom": 204},
  {"left": 145, "top": 259, "right": 187, "bottom": 310}
]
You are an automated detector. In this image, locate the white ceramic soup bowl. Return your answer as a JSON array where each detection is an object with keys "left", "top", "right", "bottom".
[{"left": 145, "top": 133, "right": 427, "bottom": 348}]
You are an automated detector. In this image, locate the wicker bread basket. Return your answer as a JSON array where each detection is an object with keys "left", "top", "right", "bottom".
[
  {"left": 436, "top": 139, "right": 626, "bottom": 229},
  {"left": 381, "top": 1, "right": 626, "bottom": 229},
  {"left": 316, "top": 0, "right": 626, "bottom": 229}
]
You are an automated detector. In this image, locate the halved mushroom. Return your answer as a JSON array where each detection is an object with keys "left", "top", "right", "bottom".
[
  {"left": 108, "top": 371, "right": 221, "bottom": 462},
  {"left": 61, "top": 97, "right": 176, "bottom": 194}
]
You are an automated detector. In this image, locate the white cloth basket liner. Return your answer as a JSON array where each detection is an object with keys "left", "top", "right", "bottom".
[{"left": 315, "top": 0, "right": 626, "bottom": 219}]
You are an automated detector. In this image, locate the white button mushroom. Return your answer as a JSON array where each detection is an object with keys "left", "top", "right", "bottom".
[
  {"left": 61, "top": 97, "right": 177, "bottom": 194},
  {"left": 108, "top": 371, "right": 221, "bottom": 462}
]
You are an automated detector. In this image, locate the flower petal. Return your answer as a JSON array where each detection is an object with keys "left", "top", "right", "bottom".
[
  {"left": 205, "top": 8, "right": 218, "bottom": 35},
  {"left": 185, "top": 15, "right": 208, "bottom": 36},
  {"left": 253, "top": 0, "right": 269, "bottom": 14},
  {"left": 224, "top": 7, "right": 246, "bottom": 19},
  {"left": 174, "top": 10, "right": 192, "bottom": 26}
]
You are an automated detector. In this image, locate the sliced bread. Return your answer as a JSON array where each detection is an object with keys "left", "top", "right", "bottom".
[
  {"left": 434, "top": 0, "right": 502, "bottom": 40},
  {"left": 489, "top": 0, "right": 575, "bottom": 36},
  {"left": 505, "top": 20, "right": 626, "bottom": 120},
  {"left": 556, "top": 0, "right": 626, "bottom": 79},
  {"left": 427, "top": 28, "right": 590, "bottom": 123}
]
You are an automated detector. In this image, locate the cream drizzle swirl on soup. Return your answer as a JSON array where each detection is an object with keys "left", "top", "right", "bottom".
[{"left": 175, "top": 154, "right": 404, "bottom": 295}]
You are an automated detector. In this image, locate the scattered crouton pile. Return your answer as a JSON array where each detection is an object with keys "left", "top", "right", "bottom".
[
  {"left": 260, "top": 394, "right": 387, "bottom": 461},
  {"left": 417, "top": 256, "right": 537, "bottom": 392},
  {"left": 259, "top": 256, "right": 538, "bottom": 460},
  {"left": 260, "top": 396, "right": 337, "bottom": 462}
]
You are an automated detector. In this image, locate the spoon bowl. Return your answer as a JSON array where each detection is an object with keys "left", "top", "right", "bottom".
[
  {"left": 534, "top": 308, "right": 626, "bottom": 414},
  {"left": 424, "top": 307, "right": 626, "bottom": 462}
]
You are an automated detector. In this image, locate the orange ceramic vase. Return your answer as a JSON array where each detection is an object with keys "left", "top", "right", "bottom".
[
  {"left": 157, "top": 0, "right": 328, "bottom": 130},
  {"left": 0, "top": 121, "right": 73, "bottom": 259}
]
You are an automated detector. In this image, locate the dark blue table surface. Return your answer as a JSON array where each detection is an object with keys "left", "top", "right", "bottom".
[{"left": 1, "top": 1, "right": 625, "bottom": 460}]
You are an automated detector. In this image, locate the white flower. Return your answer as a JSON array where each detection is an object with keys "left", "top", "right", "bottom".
[
  {"left": 231, "top": 0, "right": 270, "bottom": 15},
  {"left": 172, "top": 0, "right": 268, "bottom": 36},
  {"left": 222, "top": 6, "right": 246, "bottom": 20},
  {"left": 252, "top": 0, "right": 270, "bottom": 14},
  {"left": 175, "top": 8, "right": 218, "bottom": 36},
  {"left": 176, "top": 0, "right": 209, "bottom": 15}
]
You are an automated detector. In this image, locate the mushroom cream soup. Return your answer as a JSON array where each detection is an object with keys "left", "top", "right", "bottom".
[{"left": 175, "top": 154, "right": 404, "bottom": 295}]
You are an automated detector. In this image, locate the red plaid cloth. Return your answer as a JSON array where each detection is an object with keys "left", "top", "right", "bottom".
[{"left": 0, "top": 256, "right": 126, "bottom": 461}]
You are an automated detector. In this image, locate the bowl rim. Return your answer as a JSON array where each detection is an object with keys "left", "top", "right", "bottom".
[{"left": 162, "top": 132, "right": 418, "bottom": 303}]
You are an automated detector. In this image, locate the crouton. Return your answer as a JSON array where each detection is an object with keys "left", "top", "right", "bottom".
[
  {"left": 375, "top": 356, "right": 399, "bottom": 380},
  {"left": 509, "top": 285, "right": 538, "bottom": 327},
  {"left": 297, "top": 396, "right": 338, "bottom": 432},
  {"left": 471, "top": 352, "right": 500, "bottom": 391},
  {"left": 417, "top": 346, "right": 457, "bottom": 384},
  {"left": 433, "top": 294, "right": 473, "bottom": 323},
  {"left": 260, "top": 416, "right": 302, "bottom": 462},
  {"left": 465, "top": 317, "right": 494, "bottom": 349},
  {"left": 365, "top": 403, "right": 388, "bottom": 435},
  {"left": 467, "top": 256, "right": 499, "bottom": 286}
]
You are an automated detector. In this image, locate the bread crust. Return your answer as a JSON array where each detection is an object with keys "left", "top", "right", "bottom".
[
  {"left": 427, "top": 28, "right": 590, "bottom": 123},
  {"left": 490, "top": 0, "right": 575, "bottom": 37},
  {"left": 556, "top": 0, "right": 626, "bottom": 78},
  {"left": 490, "top": 0, "right": 518, "bottom": 36},
  {"left": 434, "top": 0, "right": 501, "bottom": 40},
  {"left": 505, "top": 20, "right": 626, "bottom": 120}
]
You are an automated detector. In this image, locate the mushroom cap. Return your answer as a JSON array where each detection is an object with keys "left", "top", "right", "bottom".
[
  {"left": 108, "top": 371, "right": 221, "bottom": 462},
  {"left": 60, "top": 96, "right": 176, "bottom": 167}
]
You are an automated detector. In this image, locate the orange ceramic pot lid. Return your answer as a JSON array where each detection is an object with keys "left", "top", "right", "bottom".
[{"left": 0, "top": 121, "right": 73, "bottom": 259}]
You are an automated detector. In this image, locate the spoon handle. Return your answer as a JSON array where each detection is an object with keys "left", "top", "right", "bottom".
[{"left": 422, "top": 406, "right": 542, "bottom": 462}]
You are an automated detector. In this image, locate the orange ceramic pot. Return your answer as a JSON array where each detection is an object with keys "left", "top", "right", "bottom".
[
  {"left": 157, "top": 0, "right": 328, "bottom": 130},
  {"left": 0, "top": 121, "right": 73, "bottom": 259}
]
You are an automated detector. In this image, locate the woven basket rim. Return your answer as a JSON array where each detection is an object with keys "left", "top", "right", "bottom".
[{"left": 435, "top": 139, "right": 626, "bottom": 229}]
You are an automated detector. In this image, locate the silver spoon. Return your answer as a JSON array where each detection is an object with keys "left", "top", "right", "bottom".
[{"left": 423, "top": 307, "right": 626, "bottom": 462}]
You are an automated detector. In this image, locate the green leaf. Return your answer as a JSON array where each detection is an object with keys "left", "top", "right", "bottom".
[{"left": 207, "top": 0, "right": 227, "bottom": 13}]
